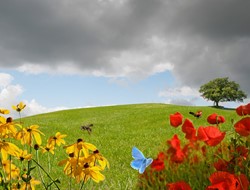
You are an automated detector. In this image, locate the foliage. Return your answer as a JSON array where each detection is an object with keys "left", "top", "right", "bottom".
[
  {"left": 135, "top": 103, "right": 250, "bottom": 190},
  {"left": 0, "top": 102, "right": 109, "bottom": 189},
  {"left": 199, "top": 77, "right": 247, "bottom": 107}
]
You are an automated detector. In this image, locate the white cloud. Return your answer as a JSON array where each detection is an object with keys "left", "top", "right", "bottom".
[
  {"left": 17, "top": 62, "right": 88, "bottom": 76},
  {"left": 0, "top": 73, "right": 23, "bottom": 109},
  {"left": 159, "top": 86, "right": 201, "bottom": 106},
  {"left": 98, "top": 36, "right": 174, "bottom": 79},
  {"left": 152, "top": 63, "right": 174, "bottom": 73},
  {"left": 17, "top": 63, "right": 50, "bottom": 74},
  {"left": 168, "top": 98, "right": 195, "bottom": 106},
  {"left": 107, "top": 50, "right": 173, "bottom": 78},
  {"left": 0, "top": 73, "right": 13, "bottom": 87},
  {"left": 159, "top": 86, "right": 200, "bottom": 98},
  {"left": 0, "top": 72, "right": 70, "bottom": 117},
  {"left": 23, "top": 99, "right": 69, "bottom": 117}
]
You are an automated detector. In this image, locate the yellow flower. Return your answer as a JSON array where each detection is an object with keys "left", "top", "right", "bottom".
[
  {"left": 64, "top": 138, "right": 96, "bottom": 157},
  {"left": 58, "top": 156, "right": 78, "bottom": 177},
  {"left": 15, "top": 149, "right": 32, "bottom": 161},
  {"left": 0, "top": 139, "right": 20, "bottom": 160},
  {"left": 0, "top": 116, "right": 6, "bottom": 124},
  {"left": 1, "top": 160, "right": 20, "bottom": 180},
  {"left": 15, "top": 128, "right": 28, "bottom": 144},
  {"left": 10, "top": 183, "right": 22, "bottom": 190},
  {"left": 17, "top": 125, "right": 44, "bottom": 146},
  {"left": 12, "top": 102, "right": 26, "bottom": 112},
  {"left": 77, "top": 163, "right": 105, "bottom": 184},
  {"left": 87, "top": 149, "right": 110, "bottom": 170},
  {"left": 48, "top": 132, "right": 67, "bottom": 147},
  {"left": 0, "top": 109, "right": 10, "bottom": 114},
  {"left": 41, "top": 143, "right": 55, "bottom": 154},
  {"left": 0, "top": 116, "right": 18, "bottom": 137},
  {"left": 20, "top": 177, "right": 41, "bottom": 190}
]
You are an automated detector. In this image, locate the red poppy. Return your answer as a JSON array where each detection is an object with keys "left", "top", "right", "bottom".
[
  {"left": 235, "top": 146, "right": 248, "bottom": 158},
  {"left": 151, "top": 158, "right": 165, "bottom": 171},
  {"left": 234, "top": 117, "right": 250, "bottom": 137},
  {"left": 170, "top": 149, "right": 186, "bottom": 163},
  {"left": 227, "top": 146, "right": 248, "bottom": 170},
  {"left": 167, "top": 181, "right": 192, "bottom": 190},
  {"left": 167, "top": 134, "right": 181, "bottom": 151},
  {"left": 151, "top": 152, "right": 165, "bottom": 171},
  {"left": 201, "top": 145, "right": 207, "bottom": 156},
  {"left": 157, "top": 151, "right": 166, "bottom": 160},
  {"left": 236, "top": 103, "right": 250, "bottom": 116},
  {"left": 182, "top": 119, "right": 197, "bottom": 141},
  {"left": 197, "top": 126, "right": 225, "bottom": 146},
  {"left": 207, "top": 113, "right": 225, "bottom": 125},
  {"left": 215, "top": 145, "right": 249, "bottom": 173},
  {"left": 170, "top": 112, "right": 183, "bottom": 127},
  {"left": 213, "top": 159, "right": 230, "bottom": 172},
  {"left": 167, "top": 135, "right": 186, "bottom": 163},
  {"left": 237, "top": 174, "right": 250, "bottom": 190},
  {"left": 206, "top": 171, "right": 249, "bottom": 190}
]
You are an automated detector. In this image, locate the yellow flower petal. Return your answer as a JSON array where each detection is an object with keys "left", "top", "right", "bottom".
[
  {"left": 33, "top": 132, "right": 42, "bottom": 145},
  {"left": 83, "top": 142, "right": 97, "bottom": 151},
  {"left": 0, "top": 109, "right": 10, "bottom": 114}
]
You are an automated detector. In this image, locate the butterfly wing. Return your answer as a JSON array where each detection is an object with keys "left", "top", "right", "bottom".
[
  {"left": 146, "top": 158, "right": 153, "bottom": 167},
  {"left": 138, "top": 158, "right": 153, "bottom": 174},
  {"left": 131, "top": 159, "right": 144, "bottom": 170},
  {"left": 131, "top": 147, "right": 153, "bottom": 174},
  {"left": 132, "top": 147, "right": 145, "bottom": 160},
  {"left": 131, "top": 147, "right": 145, "bottom": 171}
]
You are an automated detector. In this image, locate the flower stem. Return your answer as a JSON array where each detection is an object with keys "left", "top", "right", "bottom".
[
  {"left": 9, "top": 155, "right": 12, "bottom": 188},
  {"left": 80, "top": 174, "right": 86, "bottom": 190},
  {"left": 47, "top": 152, "right": 51, "bottom": 173},
  {"left": 35, "top": 150, "right": 46, "bottom": 188},
  {"left": 19, "top": 112, "right": 22, "bottom": 123},
  {"left": 32, "top": 159, "right": 61, "bottom": 190}
]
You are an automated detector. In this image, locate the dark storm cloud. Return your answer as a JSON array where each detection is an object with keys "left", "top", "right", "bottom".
[
  {"left": 167, "top": 0, "right": 250, "bottom": 39},
  {"left": 0, "top": 0, "right": 249, "bottom": 94},
  {"left": 0, "top": 0, "right": 162, "bottom": 65},
  {"left": 161, "top": 0, "right": 250, "bottom": 94},
  {"left": 0, "top": 0, "right": 111, "bottom": 67}
]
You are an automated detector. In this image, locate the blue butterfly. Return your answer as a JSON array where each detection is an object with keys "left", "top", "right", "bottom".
[{"left": 130, "top": 146, "right": 153, "bottom": 174}]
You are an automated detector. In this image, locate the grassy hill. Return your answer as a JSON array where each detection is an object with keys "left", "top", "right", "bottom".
[{"left": 21, "top": 103, "right": 239, "bottom": 189}]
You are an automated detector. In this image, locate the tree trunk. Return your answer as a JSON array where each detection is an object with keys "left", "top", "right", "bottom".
[{"left": 215, "top": 101, "right": 219, "bottom": 107}]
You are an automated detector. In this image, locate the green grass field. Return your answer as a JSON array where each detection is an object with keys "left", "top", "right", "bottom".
[{"left": 20, "top": 103, "right": 239, "bottom": 189}]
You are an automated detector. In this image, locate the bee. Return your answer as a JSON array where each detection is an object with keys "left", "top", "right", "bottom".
[
  {"left": 80, "top": 124, "right": 93, "bottom": 135},
  {"left": 189, "top": 111, "right": 202, "bottom": 118}
]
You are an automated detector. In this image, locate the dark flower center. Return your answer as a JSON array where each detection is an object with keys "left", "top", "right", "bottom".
[
  {"left": 6, "top": 117, "right": 13, "bottom": 123},
  {"left": 77, "top": 138, "right": 83, "bottom": 143},
  {"left": 84, "top": 163, "right": 89, "bottom": 168},
  {"left": 34, "top": 144, "right": 40, "bottom": 150}
]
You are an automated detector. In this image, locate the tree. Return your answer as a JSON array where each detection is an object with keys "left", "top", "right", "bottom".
[{"left": 199, "top": 77, "right": 247, "bottom": 107}]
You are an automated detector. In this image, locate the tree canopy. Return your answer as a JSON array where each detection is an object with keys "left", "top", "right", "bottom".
[{"left": 199, "top": 77, "right": 247, "bottom": 107}]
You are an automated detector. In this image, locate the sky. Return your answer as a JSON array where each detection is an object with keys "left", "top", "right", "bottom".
[{"left": 0, "top": 0, "right": 250, "bottom": 117}]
